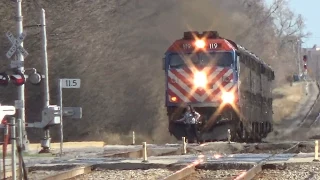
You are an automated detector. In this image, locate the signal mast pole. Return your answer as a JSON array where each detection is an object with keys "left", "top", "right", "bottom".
[
  {"left": 16, "top": 0, "right": 29, "bottom": 151},
  {"left": 40, "top": 8, "right": 52, "bottom": 153},
  {"left": 298, "top": 39, "right": 302, "bottom": 76}
]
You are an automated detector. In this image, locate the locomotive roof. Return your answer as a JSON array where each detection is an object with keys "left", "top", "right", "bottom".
[
  {"left": 230, "top": 41, "right": 274, "bottom": 73},
  {"left": 166, "top": 31, "right": 274, "bottom": 73}
]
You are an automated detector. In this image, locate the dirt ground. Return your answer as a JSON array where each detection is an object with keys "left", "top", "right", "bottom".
[
  {"left": 267, "top": 81, "right": 320, "bottom": 142},
  {"left": 272, "top": 82, "right": 305, "bottom": 124}
]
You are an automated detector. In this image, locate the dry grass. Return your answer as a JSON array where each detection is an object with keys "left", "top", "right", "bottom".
[{"left": 272, "top": 82, "right": 305, "bottom": 124}]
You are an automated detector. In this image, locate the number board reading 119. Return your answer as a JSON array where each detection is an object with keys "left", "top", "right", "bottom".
[
  {"left": 61, "top": 79, "right": 81, "bottom": 88},
  {"left": 181, "top": 43, "right": 221, "bottom": 50}
]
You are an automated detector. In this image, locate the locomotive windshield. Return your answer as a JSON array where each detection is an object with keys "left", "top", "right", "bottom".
[{"left": 169, "top": 52, "right": 233, "bottom": 68}]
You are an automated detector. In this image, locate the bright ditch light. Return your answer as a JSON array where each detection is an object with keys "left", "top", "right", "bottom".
[{"left": 221, "top": 92, "right": 235, "bottom": 104}]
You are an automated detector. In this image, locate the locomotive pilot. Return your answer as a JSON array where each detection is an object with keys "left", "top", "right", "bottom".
[{"left": 175, "top": 105, "right": 201, "bottom": 143}]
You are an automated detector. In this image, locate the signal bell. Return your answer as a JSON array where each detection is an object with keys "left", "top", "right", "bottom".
[{"left": 28, "top": 71, "right": 42, "bottom": 85}]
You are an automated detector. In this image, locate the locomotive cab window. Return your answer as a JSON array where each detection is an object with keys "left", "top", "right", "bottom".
[
  {"left": 201, "top": 52, "right": 233, "bottom": 67},
  {"left": 168, "top": 52, "right": 234, "bottom": 68},
  {"left": 169, "top": 54, "right": 186, "bottom": 68},
  {"left": 169, "top": 53, "right": 198, "bottom": 68}
]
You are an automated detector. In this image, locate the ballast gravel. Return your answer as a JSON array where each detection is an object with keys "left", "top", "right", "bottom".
[
  {"left": 182, "top": 169, "right": 245, "bottom": 180},
  {"left": 70, "top": 168, "right": 174, "bottom": 180},
  {"left": 6, "top": 170, "right": 62, "bottom": 180},
  {"left": 254, "top": 163, "right": 320, "bottom": 180}
]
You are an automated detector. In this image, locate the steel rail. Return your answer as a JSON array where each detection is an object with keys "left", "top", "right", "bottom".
[
  {"left": 41, "top": 166, "right": 92, "bottom": 180},
  {"left": 160, "top": 156, "right": 204, "bottom": 180},
  {"left": 298, "top": 81, "right": 320, "bottom": 127},
  {"left": 233, "top": 142, "right": 301, "bottom": 180},
  {"left": 161, "top": 142, "right": 300, "bottom": 180}
]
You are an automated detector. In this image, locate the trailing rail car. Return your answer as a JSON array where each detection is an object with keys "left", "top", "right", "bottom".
[{"left": 163, "top": 31, "right": 275, "bottom": 143}]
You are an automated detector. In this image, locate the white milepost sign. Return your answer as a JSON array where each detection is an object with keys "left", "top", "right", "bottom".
[
  {"left": 59, "top": 78, "right": 81, "bottom": 156},
  {"left": 61, "top": 79, "right": 81, "bottom": 88},
  {"left": 6, "top": 31, "right": 29, "bottom": 59}
]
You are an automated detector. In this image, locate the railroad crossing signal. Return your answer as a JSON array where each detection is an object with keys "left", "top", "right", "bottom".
[
  {"left": 302, "top": 55, "right": 308, "bottom": 73},
  {"left": 0, "top": 70, "right": 43, "bottom": 87},
  {"left": 6, "top": 31, "right": 29, "bottom": 59}
]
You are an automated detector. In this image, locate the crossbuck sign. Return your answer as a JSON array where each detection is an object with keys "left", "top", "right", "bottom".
[{"left": 6, "top": 31, "right": 29, "bottom": 59}]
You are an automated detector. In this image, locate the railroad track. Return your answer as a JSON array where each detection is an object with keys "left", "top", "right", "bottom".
[
  {"left": 297, "top": 81, "right": 320, "bottom": 127},
  {"left": 232, "top": 142, "right": 301, "bottom": 180},
  {"left": 24, "top": 144, "right": 188, "bottom": 180},
  {"left": 161, "top": 142, "right": 301, "bottom": 180},
  {"left": 273, "top": 81, "right": 320, "bottom": 141}
]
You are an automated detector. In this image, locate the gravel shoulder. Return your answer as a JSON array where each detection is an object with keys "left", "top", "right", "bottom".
[
  {"left": 68, "top": 169, "right": 174, "bottom": 180},
  {"left": 6, "top": 170, "right": 62, "bottom": 180},
  {"left": 182, "top": 169, "right": 245, "bottom": 180},
  {"left": 254, "top": 163, "right": 320, "bottom": 180}
]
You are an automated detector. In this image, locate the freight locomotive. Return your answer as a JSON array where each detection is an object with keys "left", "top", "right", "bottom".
[{"left": 163, "top": 31, "right": 275, "bottom": 143}]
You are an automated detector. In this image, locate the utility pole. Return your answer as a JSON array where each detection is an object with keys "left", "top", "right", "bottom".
[
  {"left": 16, "top": 0, "right": 29, "bottom": 151},
  {"left": 40, "top": 8, "right": 52, "bottom": 153},
  {"left": 297, "top": 39, "right": 302, "bottom": 76},
  {"left": 317, "top": 55, "right": 319, "bottom": 82}
]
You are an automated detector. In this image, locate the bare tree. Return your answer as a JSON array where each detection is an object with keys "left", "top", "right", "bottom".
[{"left": 271, "top": 1, "right": 311, "bottom": 48}]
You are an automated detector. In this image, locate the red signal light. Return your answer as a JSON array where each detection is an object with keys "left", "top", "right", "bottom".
[
  {"left": 303, "top": 55, "right": 307, "bottom": 62},
  {"left": 10, "top": 72, "right": 25, "bottom": 86},
  {"left": 0, "top": 72, "right": 10, "bottom": 86}
]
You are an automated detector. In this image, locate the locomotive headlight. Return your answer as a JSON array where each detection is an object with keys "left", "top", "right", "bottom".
[
  {"left": 221, "top": 92, "right": 235, "bottom": 104},
  {"left": 194, "top": 71, "right": 207, "bottom": 88},
  {"left": 195, "top": 40, "right": 205, "bottom": 48}
]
